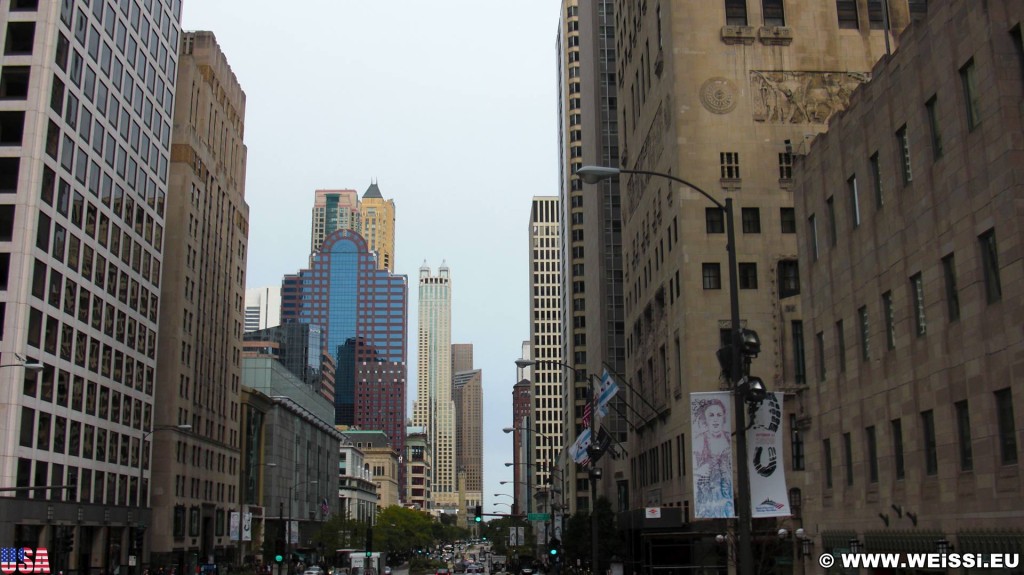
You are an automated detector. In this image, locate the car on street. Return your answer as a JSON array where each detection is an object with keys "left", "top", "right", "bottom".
[
  {"left": 304, "top": 569, "right": 323, "bottom": 575},
  {"left": 436, "top": 569, "right": 451, "bottom": 575},
  {"left": 520, "top": 568, "right": 534, "bottom": 575}
]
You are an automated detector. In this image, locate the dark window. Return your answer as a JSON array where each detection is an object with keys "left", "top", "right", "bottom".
[
  {"left": 778, "top": 260, "right": 799, "bottom": 298},
  {"left": 867, "top": 0, "right": 886, "bottom": 29},
  {"left": 0, "top": 111, "right": 26, "bottom": 145},
  {"left": 720, "top": 152, "right": 740, "bottom": 179},
  {"left": 706, "top": 208, "right": 724, "bottom": 234},
  {"left": 808, "top": 215, "right": 819, "bottom": 260},
  {"left": 823, "top": 438, "right": 833, "bottom": 488},
  {"left": 0, "top": 66, "right": 30, "bottom": 99},
  {"left": 702, "top": 263, "right": 722, "bottom": 290},
  {"left": 870, "top": 152, "right": 883, "bottom": 208},
  {"left": 11, "top": 0, "right": 40, "bottom": 10},
  {"left": 0, "top": 204, "right": 13, "bottom": 240},
  {"left": 837, "top": 0, "right": 859, "bottom": 28},
  {"left": 815, "top": 331, "right": 826, "bottom": 382},
  {"left": 4, "top": 21, "right": 35, "bottom": 55},
  {"left": 848, "top": 176, "right": 861, "bottom": 228},
  {"left": 835, "top": 320, "right": 846, "bottom": 373},
  {"left": 897, "top": 125, "right": 912, "bottom": 184},
  {"left": 826, "top": 197, "right": 837, "bottom": 246},
  {"left": 762, "top": 0, "right": 785, "bottom": 26},
  {"left": 791, "top": 320, "right": 806, "bottom": 385},
  {"left": 858, "top": 305, "right": 870, "bottom": 361},
  {"left": 738, "top": 262, "right": 757, "bottom": 289},
  {"left": 0, "top": 158, "right": 19, "bottom": 192},
  {"left": 960, "top": 58, "right": 981, "bottom": 131},
  {"left": 892, "top": 418, "right": 905, "bottom": 480},
  {"left": 790, "top": 414, "right": 804, "bottom": 470},
  {"left": 725, "top": 0, "right": 748, "bottom": 26},
  {"left": 911, "top": 273, "right": 926, "bottom": 336},
  {"left": 742, "top": 207, "right": 761, "bottom": 233},
  {"left": 995, "top": 388, "right": 1018, "bottom": 465},
  {"left": 942, "top": 253, "right": 960, "bottom": 322},
  {"left": 921, "top": 410, "right": 937, "bottom": 476},
  {"left": 978, "top": 228, "right": 1001, "bottom": 303},
  {"left": 955, "top": 400, "right": 972, "bottom": 471},
  {"left": 925, "top": 95, "right": 943, "bottom": 158},
  {"left": 883, "top": 291, "right": 896, "bottom": 350},
  {"left": 866, "top": 426, "right": 878, "bottom": 483},
  {"left": 780, "top": 207, "right": 796, "bottom": 233},
  {"left": 908, "top": 0, "right": 928, "bottom": 20},
  {"left": 843, "top": 432, "right": 853, "bottom": 486}
]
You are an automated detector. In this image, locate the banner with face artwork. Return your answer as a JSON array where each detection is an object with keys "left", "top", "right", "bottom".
[
  {"left": 748, "top": 392, "right": 791, "bottom": 517},
  {"left": 691, "top": 392, "right": 735, "bottom": 518}
]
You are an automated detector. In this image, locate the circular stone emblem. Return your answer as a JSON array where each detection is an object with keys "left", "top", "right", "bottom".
[{"left": 700, "top": 77, "right": 737, "bottom": 114}]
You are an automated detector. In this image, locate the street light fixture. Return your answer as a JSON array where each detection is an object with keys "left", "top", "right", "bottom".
[
  {"left": 494, "top": 493, "right": 514, "bottom": 499},
  {"left": 577, "top": 164, "right": 759, "bottom": 575}
]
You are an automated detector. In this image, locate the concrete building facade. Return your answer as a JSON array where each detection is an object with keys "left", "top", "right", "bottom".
[
  {"left": 338, "top": 438, "right": 378, "bottom": 525},
  {"left": 412, "top": 263, "right": 457, "bottom": 510},
  {"left": 511, "top": 353, "right": 533, "bottom": 516},
  {"left": 794, "top": 0, "right": 1024, "bottom": 559},
  {"left": 404, "top": 426, "right": 432, "bottom": 511},
  {"left": 0, "top": 1, "right": 181, "bottom": 573},
  {"left": 341, "top": 430, "right": 401, "bottom": 512},
  {"left": 604, "top": 0, "right": 920, "bottom": 571},
  {"left": 151, "top": 30, "right": 249, "bottom": 570}
]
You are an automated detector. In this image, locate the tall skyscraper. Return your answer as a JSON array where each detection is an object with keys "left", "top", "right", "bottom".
[
  {"left": 527, "top": 197, "right": 563, "bottom": 500},
  {"left": 244, "top": 285, "right": 281, "bottom": 332},
  {"left": 281, "top": 229, "right": 408, "bottom": 477},
  {"left": 0, "top": 0, "right": 181, "bottom": 568},
  {"left": 795, "top": 0, "right": 1023, "bottom": 554},
  {"left": 152, "top": 30, "right": 248, "bottom": 567},
  {"left": 359, "top": 182, "right": 396, "bottom": 272},
  {"left": 555, "top": 0, "right": 625, "bottom": 516},
  {"left": 413, "top": 262, "right": 457, "bottom": 509},
  {"left": 310, "top": 188, "right": 359, "bottom": 254},
  {"left": 604, "top": 0, "right": 917, "bottom": 569},
  {"left": 452, "top": 368, "right": 483, "bottom": 516}
]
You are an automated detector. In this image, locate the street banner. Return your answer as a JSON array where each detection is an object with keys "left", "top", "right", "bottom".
[
  {"left": 747, "top": 392, "right": 792, "bottom": 517},
  {"left": 517, "top": 526, "right": 525, "bottom": 546},
  {"left": 242, "top": 512, "right": 253, "bottom": 542},
  {"left": 595, "top": 369, "right": 620, "bottom": 417},
  {"left": 229, "top": 512, "right": 240, "bottom": 542},
  {"left": 508, "top": 527, "right": 516, "bottom": 547},
  {"left": 691, "top": 392, "right": 736, "bottom": 518},
  {"left": 288, "top": 520, "right": 298, "bottom": 545}
]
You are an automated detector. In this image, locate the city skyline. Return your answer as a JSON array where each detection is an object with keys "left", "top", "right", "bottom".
[{"left": 180, "top": 0, "right": 558, "bottom": 515}]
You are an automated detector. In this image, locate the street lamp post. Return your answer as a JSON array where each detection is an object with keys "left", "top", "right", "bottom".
[
  {"left": 287, "top": 479, "right": 319, "bottom": 566},
  {"left": 576, "top": 165, "right": 755, "bottom": 575},
  {"left": 136, "top": 424, "right": 192, "bottom": 575}
]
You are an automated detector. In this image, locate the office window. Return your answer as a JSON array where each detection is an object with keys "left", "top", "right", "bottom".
[
  {"left": 942, "top": 254, "right": 960, "bottom": 322},
  {"left": 867, "top": 0, "right": 886, "bottom": 29},
  {"left": 848, "top": 176, "right": 860, "bottom": 228},
  {"left": 866, "top": 426, "right": 878, "bottom": 483},
  {"left": 843, "top": 432, "right": 853, "bottom": 486},
  {"left": 780, "top": 207, "right": 796, "bottom": 233},
  {"left": 815, "top": 331, "right": 826, "bottom": 382},
  {"left": 823, "top": 438, "right": 833, "bottom": 488},
  {"left": 955, "top": 400, "right": 972, "bottom": 471},
  {"left": 925, "top": 95, "right": 943, "bottom": 158},
  {"left": 725, "top": 0, "right": 748, "bottom": 26},
  {"left": 911, "top": 273, "right": 926, "bottom": 336},
  {"left": 808, "top": 215, "right": 819, "bottom": 261},
  {"left": 739, "top": 263, "right": 757, "bottom": 289},
  {"left": 995, "top": 388, "right": 1018, "bottom": 465},
  {"left": 791, "top": 320, "right": 806, "bottom": 385},
  {"left": 883, "top": 291, "right": 896, "bottom": 350},
  {"left": 778, "top": 260, "right": 799, "bottom": 298},
  {"left": 960, "top": 58, "right": 981, "bottom": 131},
  {"left": 858, "top": 305, "right": 870, "bottom": 361},
  {"left": 720, "top": 152, "right": 740, "bottom": 179},
  {"left": 921, "top": 410, "right": 937, "bottom": 476},
  {"left": 892, "top": 418, "right": 905, "bottom": 480},
  {"left": 978, "top": 229, "right": 1001, "bottom": 303},
  {"left": 870, "top": 152, "right": 883, "bottom": 208},
  {"left": 909, "top": 0, "right": 928, "bottom": 20},
  {"left": 702, "top": 263, "right": 722, "bottom": 290},
  {"left": 826, "top": 197, "right": 837, "bottom": 246},
  {"left": 763, "top": 0, "right": 785, "bottom": 26},
  {"left": 790, "top": 414, "right": 804, "bottom": 470},
  {"left": 897, "top": 125, "right": 912, "bottom": 184},
  {"left": 779, "top": 150, "right": 793, "bottom": 180},
  {"left": 835, "top": 320, "right": 846, "bottom": 373},
  {"left": 837, "top": 0, "right": 859, "bottom": 28},
  {"left": 741, "top": 208, "right": 761, "bottom": 233},
  {"left": 706, "top": 208, "right": 724, "bottom": 234}
]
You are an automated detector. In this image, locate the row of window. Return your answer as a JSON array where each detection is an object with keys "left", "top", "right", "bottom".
[
  {"left": 23, "top": 362, "right": 151, "bottom": 420},
  {"left": 821, "top": 389, "right": 1018, "bottom": 491}
]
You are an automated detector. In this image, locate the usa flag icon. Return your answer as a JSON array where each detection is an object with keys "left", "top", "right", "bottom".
[{"left": 0, "top": 548, "right": 25, "bottom": 574}]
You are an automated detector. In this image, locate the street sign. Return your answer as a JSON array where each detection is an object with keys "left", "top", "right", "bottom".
[
  {"left": 128, "top": 556, "right": 137, "bottom": 567},
  {"left": 645, "top": 507, "right": 662, "bottom": 519},
  {"left": 527, "top": 513, "right": 550, "bottom": 521}
]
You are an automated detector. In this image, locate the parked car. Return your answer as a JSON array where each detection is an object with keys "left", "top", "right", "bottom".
[{"left": 436, "top": 569, "right": 452, "bottom": 575}]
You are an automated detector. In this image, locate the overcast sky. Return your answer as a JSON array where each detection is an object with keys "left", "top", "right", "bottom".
[{"left": 181, "top": 1, "right": 560, "bottom": 516}]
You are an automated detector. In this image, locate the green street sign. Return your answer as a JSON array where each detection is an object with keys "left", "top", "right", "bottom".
[{"left": 527, "top": 513, "right": 550, "bottom": 521}]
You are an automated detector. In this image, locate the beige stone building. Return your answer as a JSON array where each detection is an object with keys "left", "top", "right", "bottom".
[
  {"left": 405, "top": 426, "right": 432, "bottom": 511},
  {"left": 600, "top": 0, "right": 922, "bottom": 571},
  {"left": 359, "top": 182, "right": 396, "bottom": 272},
  {"left": 152, "top": 31, "right": 249, "bottom": 568},
  {"left": 342, "top": 430, "right": 401, "bottom": 512},
  {"left": 309, "top": 189, "right": 359, "bottom": 255},
  {"left": 453, "top": 368, "right": 484, "bottom": 518},
  {"left": 794, "top": 0, "right": 1024, "bottom": 561}
]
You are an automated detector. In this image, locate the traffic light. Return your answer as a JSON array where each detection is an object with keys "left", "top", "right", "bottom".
[
  {"left": 365, "top": 526, "right": 373, "bottom": 555},
  {"left": 548, "top": 538, "right": 560, "bottom": 556},
  {"left": 65, "top": 527, "right": 75, "bottom": 554},
  {"left": 274, "top": 555, "right": 284, "bottom": 564},
  {"left": 474, "top": 505, "right": 482, "bottom": 523}
]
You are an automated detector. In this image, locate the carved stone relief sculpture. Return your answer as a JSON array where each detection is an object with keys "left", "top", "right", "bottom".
[{"left": 750, "top": 71, "right": 870, "bottom": 124}]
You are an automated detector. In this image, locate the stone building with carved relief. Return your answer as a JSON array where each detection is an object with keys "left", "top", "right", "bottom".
[
  {"left": 794, "top": 0, "right": 1024, "bottom": 565},
  {"left": 599, "top": 0, "right": 924, "bottom": 572}
]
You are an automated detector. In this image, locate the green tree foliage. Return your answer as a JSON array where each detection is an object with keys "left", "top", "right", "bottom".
[{"left": 560, "top": 497, "right": 623, "bottom": 572}]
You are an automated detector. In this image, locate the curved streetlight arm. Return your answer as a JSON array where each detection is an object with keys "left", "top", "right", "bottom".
[{"left": 576, "top": 166, "right": 725, "bottom": 211}]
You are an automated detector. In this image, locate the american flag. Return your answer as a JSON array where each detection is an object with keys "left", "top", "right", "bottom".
[
  {"left": 581, "top": 400, "right": 592, "bottom": 429},
  {"left": 1, "top": 548, "right": 26, "bottom": 573},
  {"left": 320, "top": 497, "right": 329, "bottom": 516}
]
